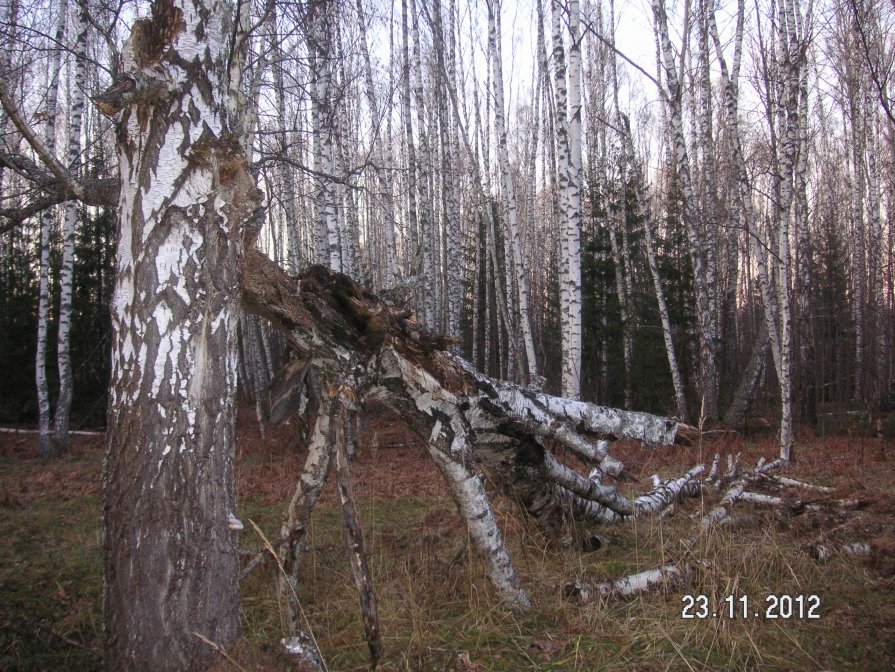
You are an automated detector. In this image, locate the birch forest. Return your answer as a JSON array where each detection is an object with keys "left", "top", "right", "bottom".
[
  {"left": 1, "top": 0, "right": 895, "bottom": 670},
  {"left": 3, "top": 0, "right": 894, "bottom": 453}
]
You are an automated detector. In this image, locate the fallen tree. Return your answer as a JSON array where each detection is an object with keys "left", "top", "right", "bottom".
[
  {"left": 239, "top": 253, "right": 707, "bottom": 667},
  {"left": 236, "top": 254, "right": 870, "bottom": 670}
]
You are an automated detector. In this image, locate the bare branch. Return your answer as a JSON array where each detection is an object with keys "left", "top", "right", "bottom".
[{"left": 0, "top": 73, "right": 88, "bottom": 201}]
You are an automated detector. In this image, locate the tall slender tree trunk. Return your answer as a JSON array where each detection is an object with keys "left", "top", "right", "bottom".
[
  {"left": 400, "top": 0, "right": 419, "bottom": 290},
  {"left": 99, "top": 1, "right": 260, "bottom": 668},
  {"left": 271, "top": 10, "right": 302, "bottom": 272},
  {"left": 430, "top": 0, "right": 462, "bottom": 342},
  {"left": 751, "top": 0, "right": 805, "bottom": 461},
  {"left": 356, "top": 0, "right": 400, "bottom": 287},
  {"left": 653, "top": 0, "right": 719, "bottom": 420},
  {"left": 409, "top": 0, "right": 437, "bottom": 329},
  {"left": 36, "top": 0, "right": 67, "bottom": 456},
  {"left": 54, "top": 0, "right": 88, "bottom": 450},
  {"left": 606, "top": 3, "right": 633, "bottom": 409},
  {"left": 487, "top": 0, "right": 538, "bottom": 384},
  {"left": 551, "top": 0, "right": 582, "bottom": 398}
]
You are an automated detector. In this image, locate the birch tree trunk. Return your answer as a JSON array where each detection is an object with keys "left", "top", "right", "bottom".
[
  {"left": 551, "top": 0, "right": 582, "bottom": 398},
  {"left": 653, "top": 0, "right": 719, "bottom": 419},
  {"left": 271, "top": 11, "right": 302, "bottom": 273},
  {"left": 865, "top": 98, "right": 884, "bottom": 406},
  {"left": 98, "top": 1, "right": 260, "bottom": 668},
  {"left": 400, "top": 0, "right": 419, "bottom": 291},
  {"left": 707, "top": 0, "right": 784, "bottom": 413},
  {"left": 409, "top": 0, "right": 436, "bottom": 328},
  {"left": 35, "top": 0, "right": 67, "bottom": 456},
  {"left": 54, "top": 0, "right": 88, "bottom": 450},
  {"left": 622, "top": 112, "right": 688, "bottom": 422},
  {"left": 564, "top": 0, "right": 583, "bottom": 399},
  {"left": 769, "top": 0, "right": 807, "bottom": 461},
  {"left": 356, "top": 0, "right": 400, "bottom": 287},
  {"left": 307, "top": 2, "right": 340, "bottom": 271},
  {"left": 487, "top": 0, "right": 538, "bottom": 384},
  {"left": 429, "top": 0, "right": 462, "bottom": 342}
]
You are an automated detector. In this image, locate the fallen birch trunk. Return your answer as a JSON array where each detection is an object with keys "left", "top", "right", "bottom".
[
  {"left": 566, "top": 561, "right": 708, "bottom": 603},
  {"left": 808, "top": 542, "right": 872, "bottom": 562},
  {"left": 240, "top": 253, "right": 694, "bottom": 542}
]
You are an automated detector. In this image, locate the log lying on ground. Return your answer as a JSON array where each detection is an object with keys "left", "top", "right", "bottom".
[
  {"left": 807, "top": 542, "right": 872, "bottom": 562},
  {"left": 239, "top": 253, "right": 865, "bottom": 669},
  {"left": 566, "top": 561, "right": 709, "bottom": 603},
  {"left": 699, "top": 457, "right": 860, "bottom": 533}
]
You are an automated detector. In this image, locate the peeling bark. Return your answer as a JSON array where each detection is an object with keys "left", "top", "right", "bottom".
[{"left": 100, "top": 2, "right": 262, "bottom": 668}]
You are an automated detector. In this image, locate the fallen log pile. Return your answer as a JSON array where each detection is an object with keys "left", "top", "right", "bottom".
[{"left": 238, "top": 255, "right": 867, "bottom": 668}]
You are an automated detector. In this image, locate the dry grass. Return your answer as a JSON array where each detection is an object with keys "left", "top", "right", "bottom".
[{"left": 2, "top": 409, "right": 894, "bottom": 671}]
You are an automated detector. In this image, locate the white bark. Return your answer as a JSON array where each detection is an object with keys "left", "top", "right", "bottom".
[
  {"left": 429, "top": 0, "right": 462, "bottom": 342},
  {"left": 272, "top": 12, "right": 302, "bottom": 273},
  {"left": 54, "top": 0, "right": 88, "bottom": 450},
  {"left": 486, "top": 0, "right": 538, "bottom": 384},
  {"left": 399, "top": 0, "right": 419, "bottom": 288},
  {"left": 279, "top": 387, "right": 332, "bottom": 637},
  {"left": 653, "top": 0, "right": 719, "bottom": 419},
  {"left": 307, "top": 3, "right": 340, "bottom": 271},
  {"left": 376, "top": 345, "right": 531, "bottom": 610},
  {"left": 768, "top": 0, "right": 807, "bottom": 461},
  {"left": 810, "top": 542, "right": 871, "bottom": 562},
  {"left": 101, "top": 1, "right": 260, "bottom": 665},
  {"left": 425, "top": 442, "right": 532, "bottom": 611},
  {"left": 708, "top": 0, "right": 785, "bottom": 408},
  {"left": 410, "top": 0, "right": 436, "bottom": 329},
  {"left": 551, "top": 0, "right": 582, "bottom": 399},
  {"left": 35, "top": 0, "right": 68, "bottom": 455},
  {"left": 773, "top": 475, "right": 834, "bottom": 493},
  {"left": 568, "top": 562, "right": 706, "bottom": 602},
  {"left": 356, "top": 0, "right": 400, "bottom": 287}
]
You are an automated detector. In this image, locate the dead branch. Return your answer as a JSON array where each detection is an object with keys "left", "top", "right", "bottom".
[{"left": 566, "top": 561, "right": 709, "bottom": 603}]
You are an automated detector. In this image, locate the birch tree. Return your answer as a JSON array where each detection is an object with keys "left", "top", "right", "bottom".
[
  {"left": 756, "top": 0, "right": 809, "bottom": 460},
  {"left": 307, "top": 0, "right": 340, "bottom": 271},
  {"left": 35, "top": 0, "right": 67, "bottom": 455},
  {"left": 653, "top": 0, "right": 720, "bottom": 420},
  {"left": 486, "top": 0, "right": 539, "bottom": 384},
  {"left": 410, "top": 0, "right": 436, "bottom": 328},
  {"left": 356, "top": 0, "right": 400, "bottom": 287},
  {"left": 54, "top": 0, "right": 89, "bottom": 450},
  {"left": 707, "top": 0, "right": 784, "bottom": 424},
  {"left": 92, "top": 0, "right": 262, "bottom": 666},
  {"left": 550, "top": 0, "right": 583, "bottom": 399}
]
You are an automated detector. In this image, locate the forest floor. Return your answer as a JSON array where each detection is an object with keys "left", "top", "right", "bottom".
[{"left": 1, "top": 407, "right": 894, "bottom": 671}]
